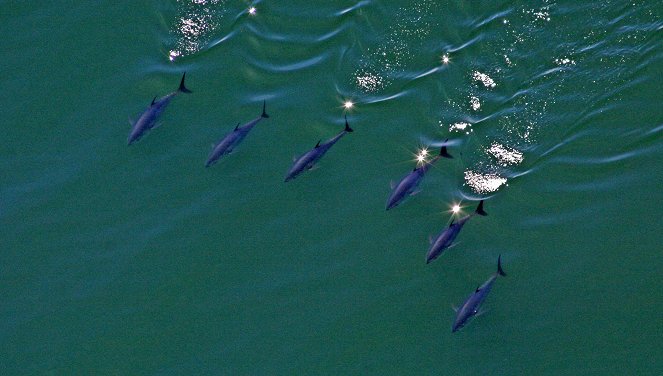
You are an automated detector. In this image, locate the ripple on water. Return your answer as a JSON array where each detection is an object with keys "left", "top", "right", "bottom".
[{"left": 352, "top": 0, "right": 440, "bottom": 93}]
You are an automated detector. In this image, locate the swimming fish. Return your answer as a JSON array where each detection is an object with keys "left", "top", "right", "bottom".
[
  {"left": 385, "top": 144, "right": 453, "bottom": 210},
  {"left": 426, "top": 200, "right": 487, "bottom": 264},
  {"left": 284, "top": 116, "right": 353, "bottom": 182},
  {"left": 205, "top": 101, "right": 270, "bottom": 167},
  {"left": 452, "top": 255, "right": 507, "bottom": 332},
  {"left": 128, "top": 73, "right": 192, "bottom": 145}
]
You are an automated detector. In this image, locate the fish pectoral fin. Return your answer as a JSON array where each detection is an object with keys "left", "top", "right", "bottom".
[
  {"left": 451, "top": 304, "right": 459, "bottom": 313},
  {"left": 390, "top": 180, "right": 396, "bottom": 189},
  {"left": 409, "top": 189, "right": 422, "bottom": 196},
  {"left": 307, "top": 164, "right": 319, "bottom": 171},
  {"left": 428, "top": 235, "right": 434, "bottom": 245},
  {"left": 128, "top": 117, "right": 135, "bottom": 126},
  {"left": 475, "top": 308, "right": 488, "bottom": 317}
]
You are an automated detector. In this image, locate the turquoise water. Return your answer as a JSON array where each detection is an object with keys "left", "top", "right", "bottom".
[{"left": 2, "top": 0, "right": 662, "bottom": 374}]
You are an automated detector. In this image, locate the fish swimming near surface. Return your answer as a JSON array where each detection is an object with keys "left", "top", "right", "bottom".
[
  {"left": 426, "top": 200, "right": 487, "bottom": 264},
  {"left": 127, "top": 72, "right": 192, "bottom": 145},
  {"left": 452, "top": 255, "right": 507, "bottom": 332},
  {"left": 385, "top": 144, "right": 453, "bottom": 210},
  {"left": 284, "top": 116, "right": 353, "bottom": 182},
  {"left": 205, "top": 101, "right": 270, "bottom": 167}
]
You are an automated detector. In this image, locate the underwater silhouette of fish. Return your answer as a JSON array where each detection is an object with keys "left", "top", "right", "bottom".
[
  {"left": 128, "top": 73, "right": 192, "bottom": 145},
  {"left": 284, "top": 116, "right": 353, "bottom": 182},
  {"left": 385, "top": 143, "right": 453, "bottom": 210},
  {"left": 205, "top": 101, "right": 269, "bottom": 167},
  {"left": 426, "top": 200, "right": 487, "bottom": 264},
  {"left": 452, "top": 255, "right": 506, "bottom": 332}
]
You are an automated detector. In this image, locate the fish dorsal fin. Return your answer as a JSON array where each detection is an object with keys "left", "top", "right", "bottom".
[
  {"left": 151, "top": 96, "right": 157, "bottom": 106},
  {"left": 475, "top": 285, "right": 481, "bottom": 292},
  {"left": 315, "top": 140, "right": 321, "bottom": 148},
  {"left": 261, "top": 100, "right": 269, "bottom": 118},
  {"left": 178, "top": 72, "right": 192, "bottom": 94},
  {"left": 234, "top": 122, "right": 240, "bottom": 130},
  {"left": 440, "top": 139, "right": 453, "bottom": 159},
  {"left": 449, "top": 220, "right": 455, "bottom": 227},
  {"left": 344, "top": 115, "right": 354, "bottom": 132}
]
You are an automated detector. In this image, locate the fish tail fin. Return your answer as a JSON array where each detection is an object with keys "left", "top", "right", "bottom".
[
  {"left": 475, "top": 200, "right": 487, "bottom": 216},
  {"left": 344, "top": 115, "right": 354, "bottom": 132},
  {"left": 497, "top": 254, "right": 507, "bottom": 277},
  {"left": 261, "top": 100, "right": 269, "bottom": 118},
  {"left": 178, "top": 72, "right": 192, "bottom": 94},
  {"left": 439, "top": 139, "right": 453, "bottom": 158}
]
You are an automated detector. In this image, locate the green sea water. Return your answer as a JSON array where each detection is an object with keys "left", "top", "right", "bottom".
[{"left": 2, "top": 0, "right": 662, "bottom": 374}]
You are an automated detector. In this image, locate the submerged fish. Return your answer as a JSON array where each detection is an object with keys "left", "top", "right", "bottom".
[
  {"left": 205, "top": 101, "right": 270, "bottom": 167},
  {"left": 385, "top": 144, "right": 453, "bottom": 210},
  {"left": 426, "top": 200, "right": 487, "bottom": 264},
  {"left": 284, "top": 116, "right": 353, "bottom": 182},
  {"left": 128, "top": 73, "right": 192, "bottom": 145},
  {"left": 452, "top": 255, "right": 507, "bottom": 332}
]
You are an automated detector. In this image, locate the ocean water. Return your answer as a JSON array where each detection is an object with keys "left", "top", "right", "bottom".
[{"left": 1, "top": 0, "right": 662, "bottom": 374}]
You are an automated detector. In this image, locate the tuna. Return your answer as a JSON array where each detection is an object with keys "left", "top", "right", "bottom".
[
  {"left": 284, "top": 116, "right": 353, "bottom": 182},
  {"left": 452, "top": 255, "right": 507, "bottom": 332},
  {"left": 385, "top": 144, "right": 453, "bottom": 210},
  {"left": 426, "top": 200, "right": 487, "bottom": 264},
  {"left": 205, "top": 101, "right": 270, "bottom": 167},
  {"left": 128, "top": 73, "right": 192, "bottom": 145}
]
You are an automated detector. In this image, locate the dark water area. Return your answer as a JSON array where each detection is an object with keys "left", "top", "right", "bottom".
[{"left": 1, "top": 0, "right": 662, "bottom": 374}]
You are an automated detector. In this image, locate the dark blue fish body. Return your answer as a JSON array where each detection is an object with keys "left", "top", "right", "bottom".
[
  {"left": 128, "top": 73, "right": 192, "bottom": 145},
  {"left": 205, "top": 101, "right": 269, "bottom": 167},
  {"left": 426, "top": 200, "right": 487, "bottom": 264},
  {"left": 284, "top": 117, "right": 353, "bottom": 182},
  {"left": 385, "top": 145, "right": 453, "bottom": 210},
  {"left": 452, "top": 255, "right": 506, "bottom": 332}
]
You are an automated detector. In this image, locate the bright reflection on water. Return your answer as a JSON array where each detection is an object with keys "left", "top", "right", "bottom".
[
  {"left": 169, "top": 0, "right": 226, "bottom": 61},
  {"left": 464, "top": 170, "right": 508, "bottom": 194},
  {"left": 487, "top": 142, "right": 524, "bottom": 166},
  {"left": 353, "top": 0, "right": 439, "bottom": 93}
]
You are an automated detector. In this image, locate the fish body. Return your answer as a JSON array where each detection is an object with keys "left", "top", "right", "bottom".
[
  {"left": 426, "top": 200, "right": 487, "bottom": 264},
  {"left": 205, "top": 101, "right": 269, "bottom": 167},
  {"left": 128, "top": 73, "right": 192, "bottom": 145},
  {"left": 385, "top": 145, "right": 453, "bottom": 210},
  {"left": 284, "top": 117, "right": 353, "bottom": 182},
  {"left": 452, "top": 255, "right": 506, "bottom": 332}
]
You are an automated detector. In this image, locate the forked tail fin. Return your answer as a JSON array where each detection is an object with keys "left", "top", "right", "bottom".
[
  {"left": 178, "top": 72, "right": 192, "bottom": 94},
  {"left": 439, "top": 139, "right": 452, "bottom": 158},
  {"left": 475, "top": 200, "right": 487, "bottom": 216},
  {"left": 261, "top": 100, "right": 269, "bottom": 118},
  {"left": 344, "top": 115, "right": 354, "bottom": 132},
  {"left": 497, "top": 254, "right": 507, "bottom": 277}
]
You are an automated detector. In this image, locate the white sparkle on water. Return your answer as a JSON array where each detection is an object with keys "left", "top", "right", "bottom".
[
  {"left": 356, "top": 72, "right": 385, "bottom": 92},
  {"left": 415, "top": 147, "right": 429, "bottom": 165},
  {"left": 554, "top": 57, "right": 576, "bottom": 66},
  {"left": 447, "top": 121, "right": 473, "bottom": 134},
  {"left": 464, "top": 170, "right": 507, "bottom": 194},
  {"left": 470, "top": 96, "right": 481, "bottom": 111},
  {"left": 487, "top": 142, "right": 524, "bottom": 166},
  {"left": 248, "top": 6, "right": 256, "bottom": 15},
  {"left": 452, "top": 204, "right": 461, "bottom": 213},
  {"left": 344, "top": 100, "right": 354, "bottom": 110},
  {"left": 473, "top": 71, "right": 497, "bottom": 88},
  {"left": 441, "top": 54, "right": 450, "bottom": 64}
]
